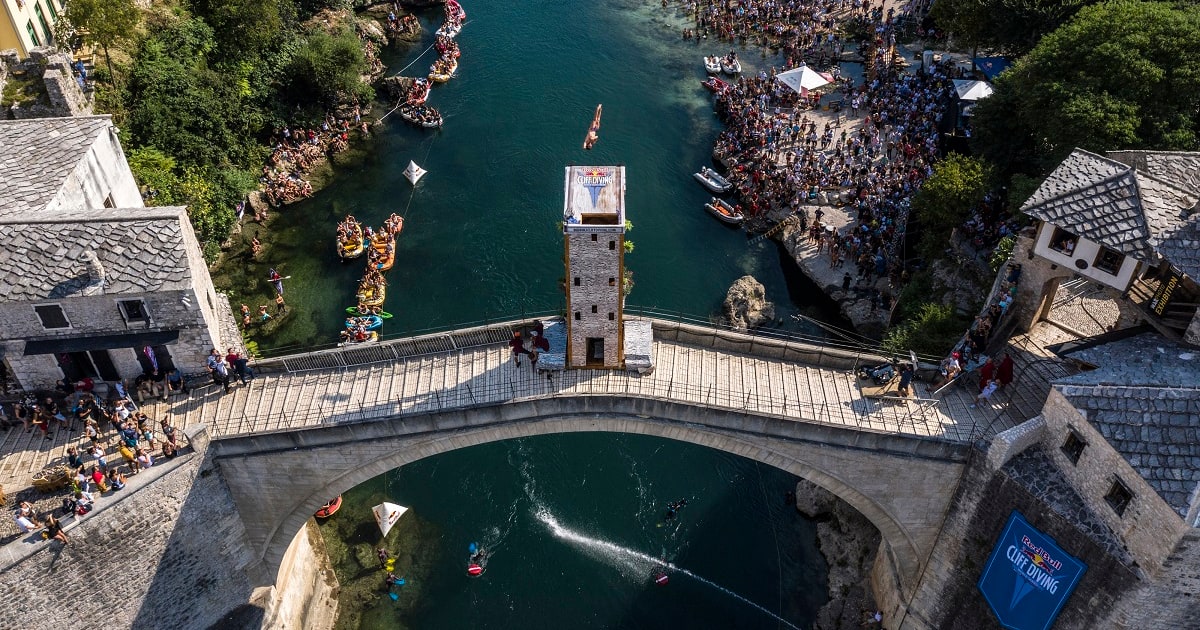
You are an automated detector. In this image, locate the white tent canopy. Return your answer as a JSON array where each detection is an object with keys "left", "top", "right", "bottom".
[
  {"left": 403, "top": 160, "right": 427, "bottom": 185},
  {"left": 373, "top": 502, "right": 409, "bottom": 538},
  {"left": 953, "top": 79, "right": 994, "bottom": 102},
  {"left": 776, "top": 64, "right": 834, "bottom": 94}
]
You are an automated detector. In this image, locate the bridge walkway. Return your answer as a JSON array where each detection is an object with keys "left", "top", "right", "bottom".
[
  {"left": 164, "top": 338, "right": 998, "bottom": 442},
  {"left": 0, "top": 317, "right": 1071, "bottom": 498}
]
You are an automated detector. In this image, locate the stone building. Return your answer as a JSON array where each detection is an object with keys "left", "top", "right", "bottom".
[
  {"left": 0, "top": 115, "right": 234, "bottom": 389},
  {"left": 0, "top": 0, "right": 59, "bottom": 57},
  {"left": 1015, "top": 149, "right": 1200, "bottom": 345},
  {"left": 562, "top": 165, "right": 626, "bottom": 368}
]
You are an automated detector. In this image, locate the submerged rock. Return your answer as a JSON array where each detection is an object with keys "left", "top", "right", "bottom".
[{"left": 723, "top": 275, "right": 775, "bottom": 331}]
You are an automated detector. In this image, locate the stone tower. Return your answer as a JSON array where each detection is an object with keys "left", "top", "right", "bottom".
[{"left": 563, "top": 165, "right": 625, "bottom": 368}]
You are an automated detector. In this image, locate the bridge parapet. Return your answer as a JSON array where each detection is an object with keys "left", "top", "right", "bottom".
[{"left": 259, "top": 315, "right": 899, "bottom": 374}]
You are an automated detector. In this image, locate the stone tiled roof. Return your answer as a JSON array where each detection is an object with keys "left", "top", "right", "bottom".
[
  {"left": 0, "top": 116, "right": 113, "bottom": 219},
  {"left": 1056, "top": 333, "right": 1200, "bottom": 520},
  {"left": 1109, "top": 150, "right": 1200, "bottom": 194},
  {"left": 1024, "top": 149, "right": 1200, "bottom": 277},
  {"left": 0, "top": 208, "right": 193, "bottom": 301},
  {"left": 1021, "top": 149, "right": 1128, "bottom": 210}
]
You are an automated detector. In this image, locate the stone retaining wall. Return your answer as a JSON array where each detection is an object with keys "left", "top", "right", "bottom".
[{"left": 0, "top": 427, "right": 258, "bottom": 629}]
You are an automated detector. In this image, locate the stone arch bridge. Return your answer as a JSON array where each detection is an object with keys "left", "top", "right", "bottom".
[{"left": 179, "top": 318, "right": 998, "bottom": 603}]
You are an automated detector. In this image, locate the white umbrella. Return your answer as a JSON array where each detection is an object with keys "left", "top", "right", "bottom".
[
  {"left": 372, "top": 502, "right": 409, "bottom": 538},
  {"left": 776, "top": 65, "right": 834, "bottom": 94},
  {"left": 953, "top": 79, "right": 994, "bottom": 102}
]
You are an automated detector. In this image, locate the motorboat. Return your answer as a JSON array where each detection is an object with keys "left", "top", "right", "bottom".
[
  {"left": 693, "top": 166, "right": 733, "bottom": 193},
  {"left": 336, "top": 216, "right": 365, "bottom": 260},
  {"left": 315, "top": 497, "right": 342, "bottom": 518},
  {"left": 446, "top": 0, "right": 466, "bottom": 21},
  {"left": 399, "top": 104, "right": 443, "bottom": 128},
  {"left": 702, "top": 76, "right": 730, "bottom": 93},
  {"left": 704, "top": 56, "right": 721, "bottom": 74},
  {"left": 704, "top": 197, "right": 745, "bottom": 225},
  {"left": 435, "top": 22, "right": 461, "bottom": 39},
  {"left": 429, "top": 57, "right": 458, "bottom": 83},
  {"left": 721, "top": 55, "right": 741, "bottom": 75}
]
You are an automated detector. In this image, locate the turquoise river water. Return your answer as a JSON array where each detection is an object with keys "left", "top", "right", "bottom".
[{"left": 280, "top": 2, "right": 852, "bottom": 628}]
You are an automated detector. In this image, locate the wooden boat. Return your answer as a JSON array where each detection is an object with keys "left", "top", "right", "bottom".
[
  {"left": 315, "top": 496, "right": 343, "bottom": 518},
  {"left": 357, "top": 279, "right": 387, "bottom": 308},
  {"left": 399, "top": 104, "right": 443, "bottom": 128},
  {"left": 705, "top": 197, "right": 745, "bottom": 225},
  {"left": 721, "top": 56, "right": 742, "bottom": 75},
  {"left": 430, "top": 57, "right": 458, "bottom": 83},
  {"left": 704, "top": 56, "right": 721, "bottom": 74},
  {"left": 702, "top": 76, "right": 730, "bottom": 93},
  {"left": 336, "top": 217, "right": 365, "bottom": 260},
  {"left": 694, "top": 166, "right": 733, "bottom": 193}
]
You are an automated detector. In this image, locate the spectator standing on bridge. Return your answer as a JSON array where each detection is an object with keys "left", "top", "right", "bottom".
[
  {"left": 508, "top": 331, "right": 529, "bottom": 367},
  {"left": 206, "top": 350, "right": 232, "bottom": 394}
]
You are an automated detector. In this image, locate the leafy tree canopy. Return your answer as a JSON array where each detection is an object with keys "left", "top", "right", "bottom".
[
  {"left": 912, "top": 153, "right": 994, "bottom": 254},
  {"left": 972, "top": 0, "right": 1200, "bottom": 173},
  {"left": 930, "top": 0, "right": 1095, "bottom": 56}
]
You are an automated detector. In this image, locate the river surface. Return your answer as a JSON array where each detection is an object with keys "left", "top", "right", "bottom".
[
  {"left": 320, "top": 433, "right": 826, "bottom": 630},
  {"left": 288, "top": 2, "right": 848, "bottom": 627},
  {"left": 238, "top": 0, "right": 849, "bottom": 354}
]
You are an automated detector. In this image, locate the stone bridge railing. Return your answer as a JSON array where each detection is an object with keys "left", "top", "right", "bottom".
[{"left": 234, "top": 317, "right": 963, "bottom": 441}]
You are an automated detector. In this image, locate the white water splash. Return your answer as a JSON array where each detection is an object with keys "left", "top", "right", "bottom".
[{"left": 535, "top": 508, "right": 802, "bottom": 630}]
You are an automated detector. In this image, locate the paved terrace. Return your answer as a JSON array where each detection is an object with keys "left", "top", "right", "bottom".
[{"left": 0, "top": 317, "right": 1062, "bottom": 495}]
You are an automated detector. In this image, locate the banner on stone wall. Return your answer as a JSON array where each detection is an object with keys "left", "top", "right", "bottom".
[{"left": 977, "top": 511, "right": 1087, "bottom": 630}]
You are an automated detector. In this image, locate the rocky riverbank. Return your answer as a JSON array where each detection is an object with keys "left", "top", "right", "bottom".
[
  {"left": 775, "top": 211, "right": 891, "bottom": 339},
  {"left": 794, "top": 478, "right": 881, "bottom": 630}
]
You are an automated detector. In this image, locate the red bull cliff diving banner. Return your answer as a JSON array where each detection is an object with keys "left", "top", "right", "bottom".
[{"left": 977, "top": 511, "right": 1087, "bottom": 630}]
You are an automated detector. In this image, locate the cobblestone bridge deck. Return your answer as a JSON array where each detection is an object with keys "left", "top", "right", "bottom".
[{"left": 1, "top": 318, "right": 1071, "bottom": 495}]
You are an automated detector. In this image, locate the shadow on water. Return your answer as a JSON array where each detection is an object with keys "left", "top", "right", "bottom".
[{"left": 321, "top": 432, "right": 827, "bottom": 629}]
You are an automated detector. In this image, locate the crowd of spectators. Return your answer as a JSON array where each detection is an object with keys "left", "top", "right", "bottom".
[
  {"left": 708, "top": 5, "right": 954, "bottom": 286},
  {"left": 7, "top": 376, "right": 185, "bottom": 542},
  {"left": 262, "top": 111, "right": 364, "bottom": 207}
]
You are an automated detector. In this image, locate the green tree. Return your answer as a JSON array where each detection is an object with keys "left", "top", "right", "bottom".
[
  {"left": 61, "top": 0, "right": 139, "bottom": 85},
  {"left": 972, "top": 1, "right": 1200, "bottom": 174},
  {"left": 882, "top": 302, "right": 968, "bottom": 357},
  {"left": 931, "top": 0, "right": 1095, "bottom": 56},
  {"left": 284, "top": 27, "right": 371, "bottom": 107},
  {"left": 911, "top": 154, "right": 994, "bottom": 255}
]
